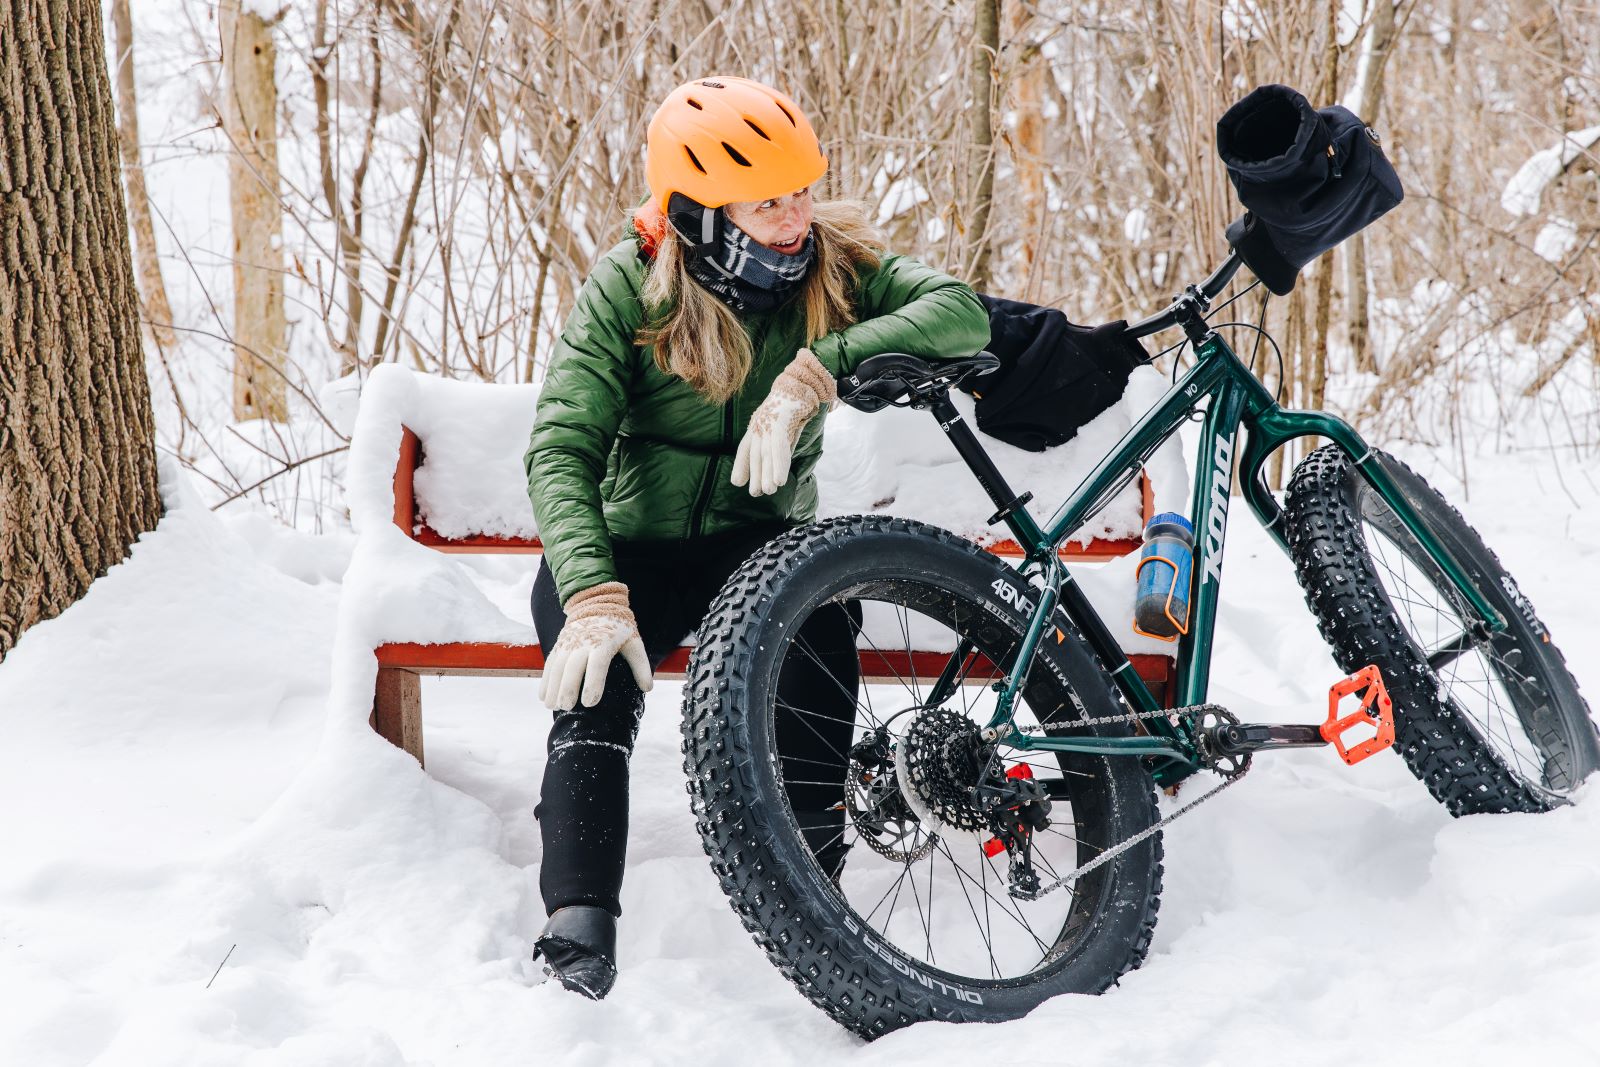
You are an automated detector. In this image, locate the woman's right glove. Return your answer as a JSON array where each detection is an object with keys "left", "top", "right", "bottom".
[{"left": 540, "top": 581, "right": 654, "bottom": 711}]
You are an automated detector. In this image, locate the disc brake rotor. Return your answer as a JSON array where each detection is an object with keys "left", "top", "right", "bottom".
[{"left": 844, "top": 757, "right": 935, "bottom": 863}]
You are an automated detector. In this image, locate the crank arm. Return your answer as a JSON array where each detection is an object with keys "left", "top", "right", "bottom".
[
  {"left": 1208, "top": 722, "right": 1327, "bottom": 755},
  {"left": 1203, "top": 665, "right": 1397, "bottom": 765}
]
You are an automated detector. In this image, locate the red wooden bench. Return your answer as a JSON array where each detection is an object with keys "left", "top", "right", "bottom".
[{"left": 371, "top": 425, "right": 1176, "bottom": 766}]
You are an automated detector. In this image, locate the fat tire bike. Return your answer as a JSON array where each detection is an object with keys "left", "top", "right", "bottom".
[{"left": 680, "top": 251, "right": 1600, "bottom": 1038}]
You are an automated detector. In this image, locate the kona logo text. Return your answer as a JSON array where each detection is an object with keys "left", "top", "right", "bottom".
[
  {"left": 1499, "top": 575, "right": 1546, "bottom": 636},
  {"left": 1201, "top": 432, "right": 1235, "bottom": 585}
]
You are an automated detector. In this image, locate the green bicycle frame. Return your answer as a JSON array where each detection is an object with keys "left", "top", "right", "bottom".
[{"left": 965, "top": 274, "right": 1507, "bottom": 784}]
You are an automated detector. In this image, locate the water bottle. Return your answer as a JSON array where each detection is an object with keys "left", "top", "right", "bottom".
[{"left": 1134, "top": 512, "right": 1194, "bottom": 641}]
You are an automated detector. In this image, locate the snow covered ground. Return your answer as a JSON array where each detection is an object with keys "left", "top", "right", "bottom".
[{"left": 3, "top": 440, "right": 1597, "bottom": 1066}]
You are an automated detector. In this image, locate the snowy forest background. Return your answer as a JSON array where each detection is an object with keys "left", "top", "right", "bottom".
[
  {"left": 3, "top": 2, "right": 1599, "bottom": 1063},
  {"left": 9, "top": 0, "right": 1600, "bottom": 1062},
  {"left": 119, "top": 0, "right": 1600, "bottom": 531}
]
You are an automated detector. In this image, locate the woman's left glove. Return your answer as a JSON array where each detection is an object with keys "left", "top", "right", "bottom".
[
  {"left": 732, "top": 347, "right": 837, "bottom": 497},
  {"left": 540, "top": 581, "right": 654, "bottom": 711}
]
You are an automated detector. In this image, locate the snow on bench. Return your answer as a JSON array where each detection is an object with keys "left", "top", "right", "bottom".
[{"left": 341, "top": 364, "right": 1186, "bottom": 765}]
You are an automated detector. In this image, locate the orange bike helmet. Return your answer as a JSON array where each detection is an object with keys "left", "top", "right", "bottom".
[{"left": 646, "top": 77, "right": 828, "bottom": 211}]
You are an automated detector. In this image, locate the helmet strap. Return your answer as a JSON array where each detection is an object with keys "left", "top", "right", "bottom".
[{"left": 666, "top": 192, "right": 722, "bottom": 261}]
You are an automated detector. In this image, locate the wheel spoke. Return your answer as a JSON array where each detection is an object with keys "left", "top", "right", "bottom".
[
  {"left": 894, "top": 604, "right": 924, "bottom": 706},
  {"left": 904, "top": 845, "right": 935, "bottom": 964},
  {"left": 787, "top": 636, "right": 878, "bottom": 729},
  {"left": 770, "top": 696, "right": 853, "bottom": 766},
  {"left": 863, "top": 861, "right": 912, "bottom": 927},
  {"left": 940, "top": 839, "right": 1003, "bottom": 979},
  {"left": 704, "top": 564, "right": 1155, "bottom": 986},
  {"left": 1361, "top": 508, "right": 1569, "bottom": 796},
  {"left": 846, "top": 609, "right": 922, "bottom": 709},
  {"left": 935, "top": 837, "right": 1050, "bottom": 954}
]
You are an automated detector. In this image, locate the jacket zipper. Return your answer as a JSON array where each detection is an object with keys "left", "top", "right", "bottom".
[
  {"left": 689, "top": 317, "right": 773, "bottom": 539},
  {"left": 688, "top": 399, "right": 736, "bottom": 538}
]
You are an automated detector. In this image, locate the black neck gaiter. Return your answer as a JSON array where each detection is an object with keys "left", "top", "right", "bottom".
[{"left": 676, "top": 201, "right": 816, "bottom": 313}]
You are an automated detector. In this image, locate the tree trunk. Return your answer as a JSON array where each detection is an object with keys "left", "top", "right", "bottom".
[
  {"left": 966, "top": 0, "right": 999, "bottom": 291},
  {"left": 1007, "top": 4, "right": 1045, "bottom": 299},
  {"left": 312, "top": 0, "right": 382, "bottom": 374},
  {"left": 1345, "top": 0, "right": 1401, "bottom": 375},
  {"left": 110, "top": 0, "right": 176, "bottom": 350},
  {"left": 1281, "top": 289, "right": 1305, "bottom": 483},
  {"left": 0, "top": 0, "right": 163, "bottom": 659},
  {"left": 371, "top": 0, "right": 459, "bottom": 366},
  {"left": 220, "top": 0, "right": 287, "bottom": 421},
  {"left": 1306, "top": 0, "right": 1337, "bottom": 424}
]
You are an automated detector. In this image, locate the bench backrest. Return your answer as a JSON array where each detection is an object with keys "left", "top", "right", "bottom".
[
  {"left": 391, "top": 422, "right": 1151, "bottom": 559},
  {"left": 352, "top": 365, "right": 1157, "bottom": 560}
]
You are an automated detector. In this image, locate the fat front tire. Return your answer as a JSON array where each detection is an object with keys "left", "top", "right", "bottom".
[
  {"left": 1284, "top": 445, "right": 1599, "bottom": 814},
  {"left": 681, "top": 516, "right": 1162, "bottom": 1038}
]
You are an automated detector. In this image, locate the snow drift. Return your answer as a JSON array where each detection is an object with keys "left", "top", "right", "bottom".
[{"left": 4, "top": 443, "right": 1599, "bottom": 1065}]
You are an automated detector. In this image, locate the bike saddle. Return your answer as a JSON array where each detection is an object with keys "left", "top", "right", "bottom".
[{"left": 838, "top": 352, "right": 1001, "bottom": 412}]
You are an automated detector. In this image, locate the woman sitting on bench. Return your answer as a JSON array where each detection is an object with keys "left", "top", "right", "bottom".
[{"left": 523, "top": 76, "right": 990, "bottom": 999}]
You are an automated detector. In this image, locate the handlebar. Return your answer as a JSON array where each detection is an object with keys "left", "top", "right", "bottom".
[
  {"left": 1126, "top": 251, "right": 1245, "bottom": 341},
  {"left": 1198, "top": 250, "right": 1245, "bottom": 300}
]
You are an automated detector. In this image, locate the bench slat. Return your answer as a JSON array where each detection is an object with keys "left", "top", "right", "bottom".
[
  {"left": 376, "top": 641, "right": 1174, "bottom": 687},
  {"left": 373, "top": 641, "right": 1176, "bottom": 765}
]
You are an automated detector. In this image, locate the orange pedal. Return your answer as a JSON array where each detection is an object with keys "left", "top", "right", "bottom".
[{"left": 1323, "top": 665, "right": 1396, "bottom": 765}]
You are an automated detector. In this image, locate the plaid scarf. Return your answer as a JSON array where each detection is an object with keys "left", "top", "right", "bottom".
[{"left": 684, "top": 216, "right": 816, "bottom": 313}]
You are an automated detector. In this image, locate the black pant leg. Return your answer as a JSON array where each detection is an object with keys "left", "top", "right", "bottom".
[
  {"left": 531, "top": 522, "right": 795, "bottom": 917},
  {"left": 530, "top": 557, "right": 690, "bottom": 918},
  {"left": 774, "top": 600, "right": 861, "bottom": 878},
  {"left": 683, "top": 527, "right": 860, "bottom": 877}
]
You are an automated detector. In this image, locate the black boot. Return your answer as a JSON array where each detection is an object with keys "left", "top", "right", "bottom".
[{"left": 533, "top": 905, "right": 618, "bottom": 1000}]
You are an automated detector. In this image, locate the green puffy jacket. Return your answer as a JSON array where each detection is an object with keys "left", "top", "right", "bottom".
[{"left": 524, "top": 235, "right": 990, "bottom": 603}]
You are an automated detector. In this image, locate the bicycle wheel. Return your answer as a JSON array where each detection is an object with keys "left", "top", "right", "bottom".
[
  {"left": 1284, "top": 445, "right": 1600, "bottom": 814},
  {"left": 681, "top": 515, "right": 1162, "bottom": 1038}
]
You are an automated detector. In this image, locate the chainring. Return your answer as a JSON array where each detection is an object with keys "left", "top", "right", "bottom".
[{"left": 1194, "top": 705, "right": 1253, "bottom": 779}]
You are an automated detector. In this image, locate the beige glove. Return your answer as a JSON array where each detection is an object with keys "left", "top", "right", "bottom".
[
  {"left": 540, "top": 581, "right": 653, "bottom": 711},
  {"left": 732, "top": 348, "right": 837, "bottom": 497}
]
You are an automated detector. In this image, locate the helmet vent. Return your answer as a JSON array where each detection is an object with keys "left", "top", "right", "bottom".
[
  {"left": 744, "top": 119, "right": 771, "bottom": 140},
  {"left": 686, "top": 97, "right": 703, "bottom": 110},
  {"left": 684, "top": 146, "right": 707, "bottom": 174},
  {"left": 721, "top": 142, "right": 752, "bottom": 167},
  {"left": 773, "top": 101, "right": 797, "bottom": 126}
]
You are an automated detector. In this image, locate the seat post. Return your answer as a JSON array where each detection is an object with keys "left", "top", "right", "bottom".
[{"left": 925, "top": 391, "right": 1044, "bottom": 546}]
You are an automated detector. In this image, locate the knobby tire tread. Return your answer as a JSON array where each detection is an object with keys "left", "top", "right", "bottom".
[
  {"left": 681, "top": 515, "right": 1163, "bottom": 1038},
  {"left": 1283, "top": 444, "right": 1593, "bottom": 815}
]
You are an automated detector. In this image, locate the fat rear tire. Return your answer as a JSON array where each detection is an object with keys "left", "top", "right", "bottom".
[{"left": 681, "top": 516, "right": 1162, "bottom": 1037}]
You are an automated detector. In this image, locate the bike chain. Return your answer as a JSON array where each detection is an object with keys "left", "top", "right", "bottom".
[
  {"left": 1021, "top": 700, "right": 1219, "bottom": 735},
  {"left": 1018, "top": 702, "right": 1247, "bottom": 899}
]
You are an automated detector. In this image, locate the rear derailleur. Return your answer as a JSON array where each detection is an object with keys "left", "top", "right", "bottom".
[{"left": 974, "top": 766, "right": 1054, "bottom": 900}]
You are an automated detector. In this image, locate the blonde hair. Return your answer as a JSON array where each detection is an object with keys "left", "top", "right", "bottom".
[{"left": 638, "top": 200, "right": 886, "bottom": 403}]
